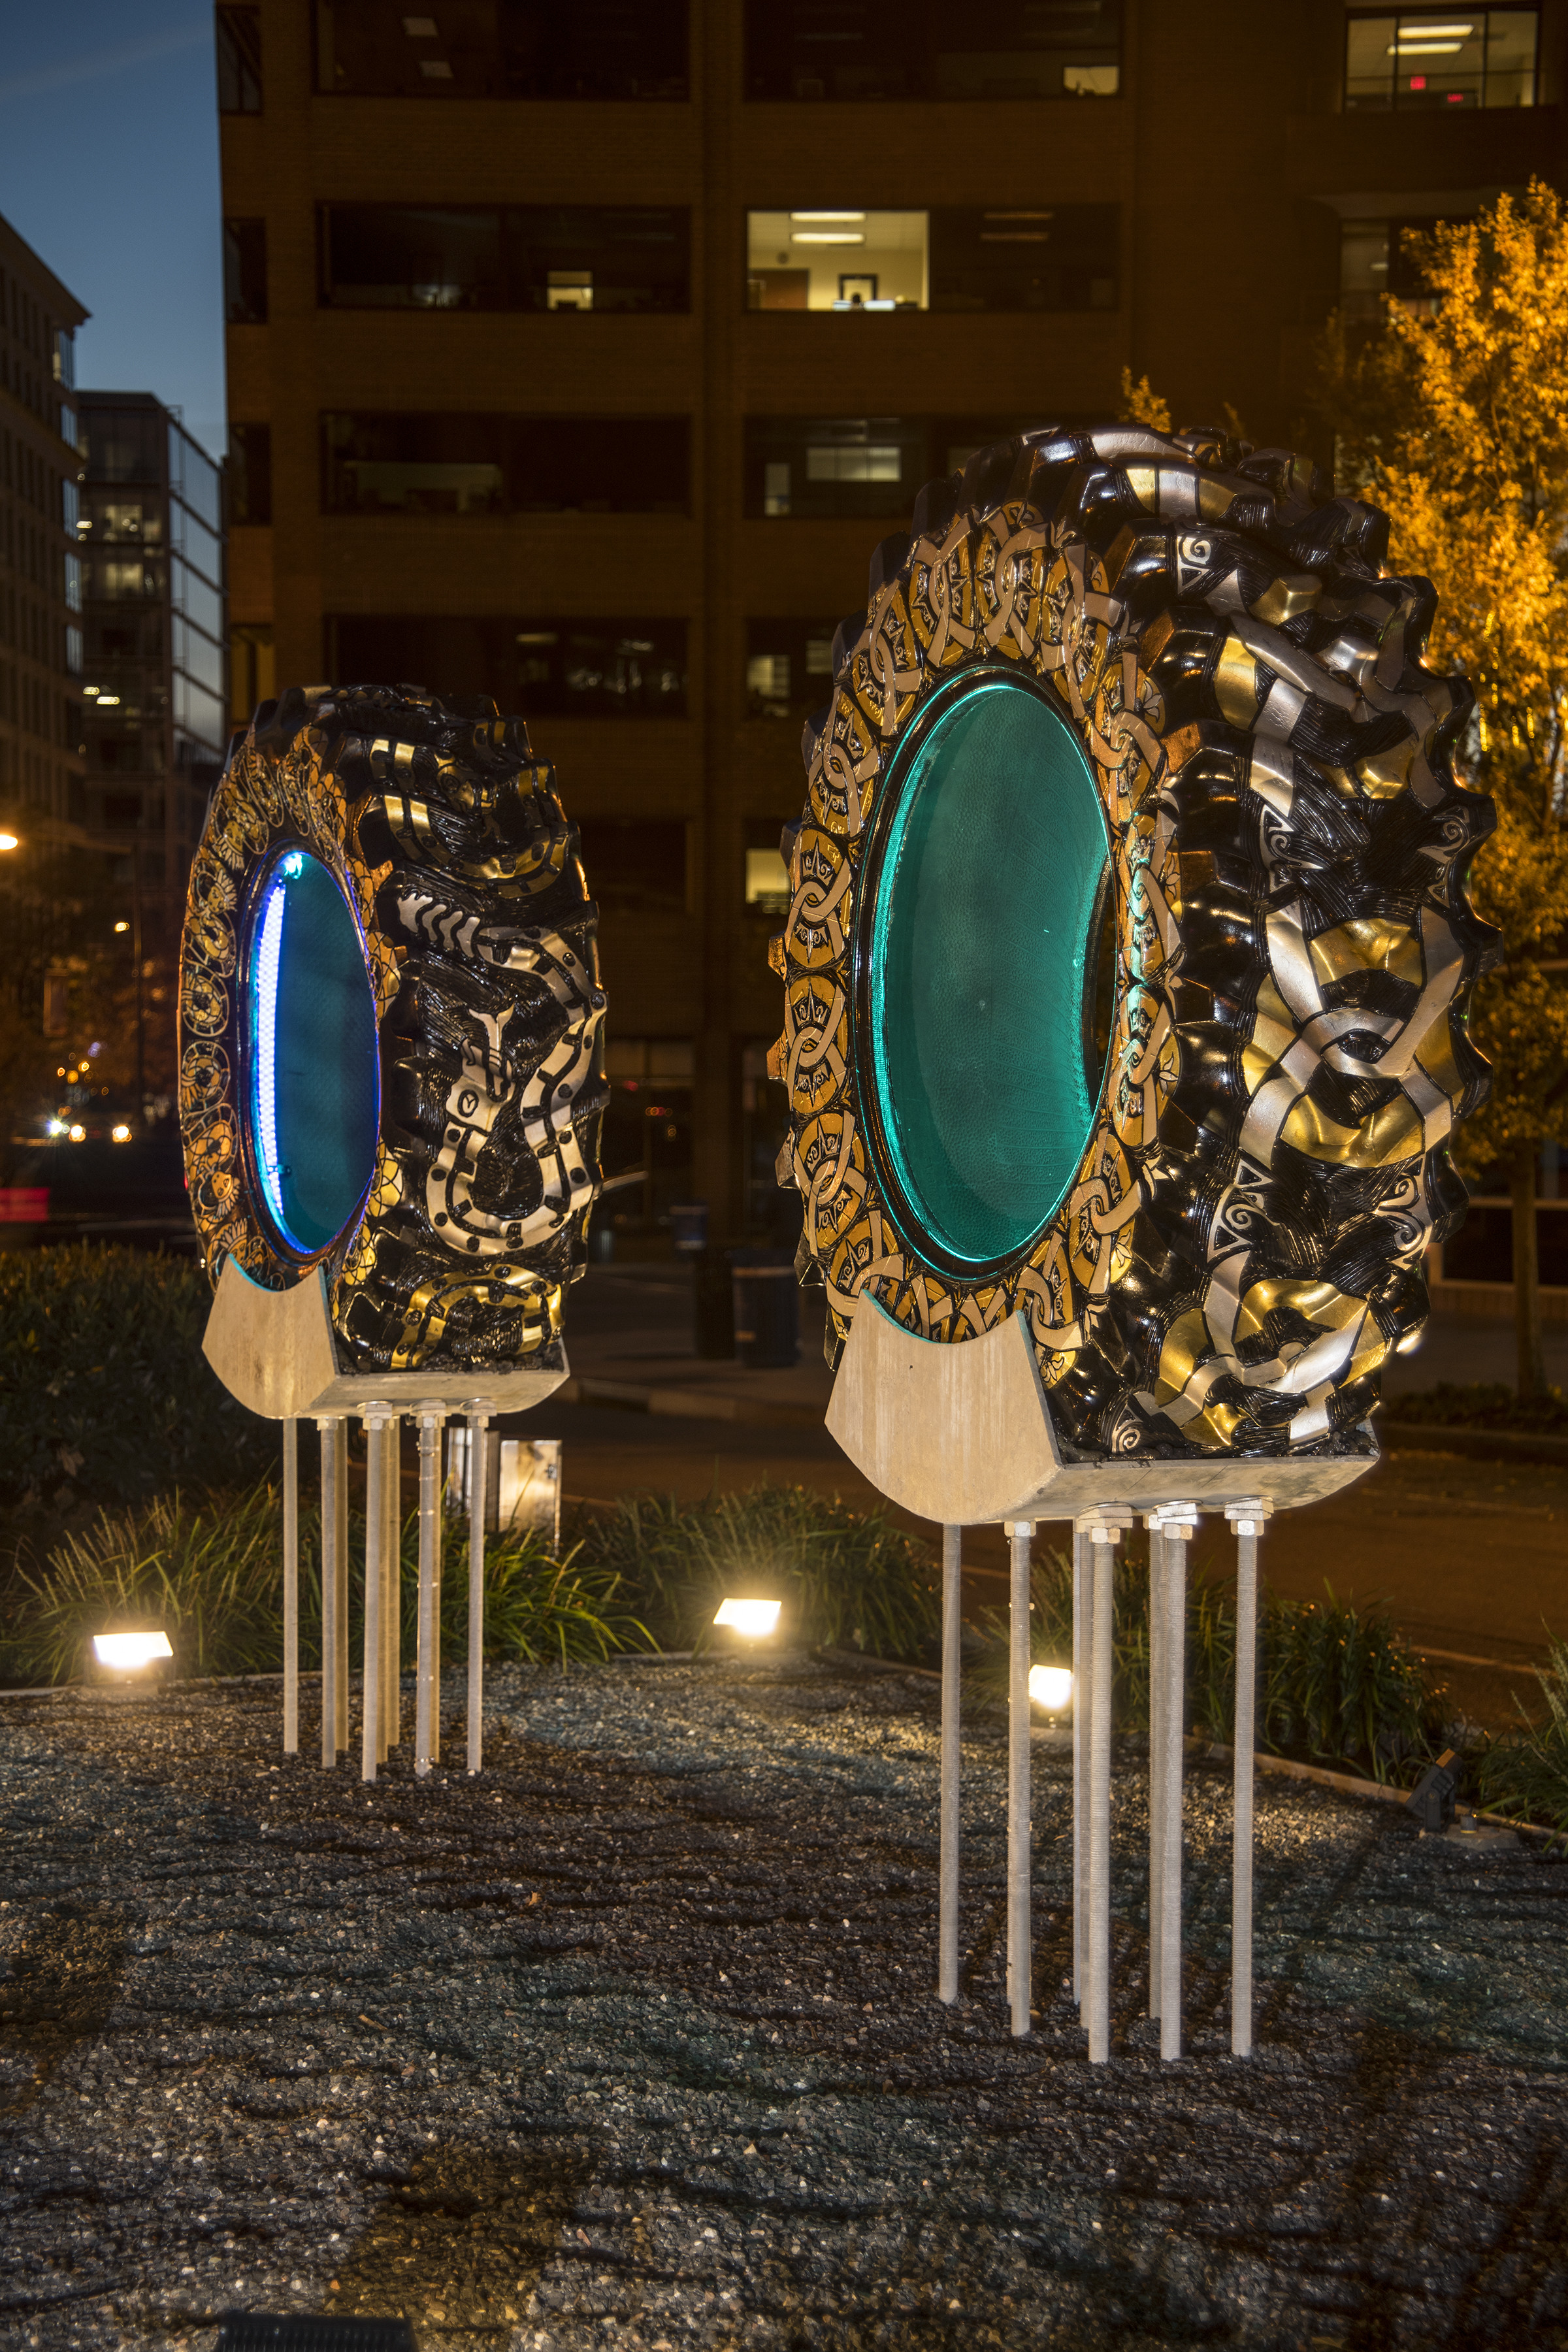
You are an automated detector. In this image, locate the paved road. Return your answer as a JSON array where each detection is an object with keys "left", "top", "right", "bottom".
[{"left": 515, "top": 1267, "right": 1568, "bottom": 1728}]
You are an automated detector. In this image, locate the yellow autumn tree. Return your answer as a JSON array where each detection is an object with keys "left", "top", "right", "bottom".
[{"left": 1311, "top": 182, "right": 1568, "bottom": 1397}]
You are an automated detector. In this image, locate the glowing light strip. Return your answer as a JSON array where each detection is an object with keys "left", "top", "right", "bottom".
[{"left": 253, "top": 872, "right": 291, "bottom": 1242}]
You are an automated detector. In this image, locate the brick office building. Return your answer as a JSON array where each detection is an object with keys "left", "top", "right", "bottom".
[
  {"left": 216, "top": 1, "right": 1566, "bottom": 1239},
  {"left": 0, "top": 212, "right": 86, "bottom": 848}
]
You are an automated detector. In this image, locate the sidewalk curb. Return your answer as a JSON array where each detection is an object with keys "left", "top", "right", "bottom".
[{"left": 1380, "top": 1420, "right": 1568, "bottom": 1467}]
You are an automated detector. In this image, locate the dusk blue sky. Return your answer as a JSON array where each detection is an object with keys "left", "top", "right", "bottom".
[{"left": 0, "top": 7, "right": 225, "bottom": 461}]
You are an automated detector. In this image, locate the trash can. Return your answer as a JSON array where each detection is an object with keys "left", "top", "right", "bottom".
[
  {"left": 669, "top": 1201, "right": 708, "bottom": 1255},
  {"left": 731, "top": 1248, "right": 799, "bottom": 1370},
  {"left": 693, "top": 1245, "right": 735, "bottom": 1359}
]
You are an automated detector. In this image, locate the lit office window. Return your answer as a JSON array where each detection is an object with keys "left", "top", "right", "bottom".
[
  {"left": 1345, "top": 10, "right": 1536, "bottom": 108},
  {"left": 316, "top": 0, "right": 687, "bottom": 99},
  {"left": 745, "top": 0, "right": 1120, "bottom": 101},
  {"left": 744, "top": 207, "right": 1117, "bottom": 313},
  {"left": 746, "top": 212, "right": 927, "bottom": 310},
  {"left": 745, "top": 413, "right": 1063, "bottom": 517}
]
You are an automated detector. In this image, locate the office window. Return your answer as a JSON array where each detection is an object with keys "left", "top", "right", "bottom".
[
  {"left": 745, "top": 619, "right": 840, "bottom": 716},
  {"left": 576, "top": 819, "right": 689, "bottom": 910},
  {"left": 224, "top": 220, "right": 269, "bottom": 324},
  {"left": 323, "top": 414, "right": 688, "bottom": 516},
  {"left": 747, "top": 212, "right": 927, "bottom": 310},
  {"left": 745, "top": 0, "right": 1120, "bottom": 101},
  {"left": 64, "top": 552, "right": 81, "bottom": 613},
  {"left": 1340, "top": 216, "right": 1450, "bottom": 321},
  {"left": 84, "top": 408, "right": 163, "bottom": 484},
  {"left": 327, "top": 614, "right": 688, "bottom": 719},
  {"left": 319, "top": 205, "right": 689, "bottom": 312},
  {"left": 507, "top": 208, "right": 689, "bottom": 314},
  {"left": 745, "top": 417, "right": 926, "bottom": 519},
  {"left": 217, "top": 5, "right": 263, "bottom": 110},
  {"left": 316, "top": 1, "right": 688, "bottom": 99},
  {"left": 930, "top": 206, "right": 1119, "bottom": 312},
  {"left": 53, "top": 327, "right": 75, "bottom": 389},
  {"left": 1345, "top": 10, "right": 1535, "bottom": 108},
  {"left": 229, "top": 423, "right": 272, "bottom": 524}
]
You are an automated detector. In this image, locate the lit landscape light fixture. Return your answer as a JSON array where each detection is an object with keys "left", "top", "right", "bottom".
[
  {"left": 713, "top": 1597, "right": 782, "bottom": 1637},
  {"left": 92, "top": 1630, "right": 173, "bottom": 1672},
  {"left": 111, "top": 1123, "right": 132, "bottom": 1143},
  {"left": 1028, "top": 1663, "right": 1073, "bottom": 1712},
  {"left": 0, "top": 832, "right": 18, "bottom": 852}
]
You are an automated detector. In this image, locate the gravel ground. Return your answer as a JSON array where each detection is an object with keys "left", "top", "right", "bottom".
[{"left": 1, "top": 1656, "right": 1566, "bottom": 2352}]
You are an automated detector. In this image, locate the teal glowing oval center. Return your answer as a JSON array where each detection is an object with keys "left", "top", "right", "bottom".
[
  {"left": 244, "top": 848, "right": 380, "bottom": 1258},
  {"left": 868, "top": 674, "right": 1109, "bottom": 1268}
]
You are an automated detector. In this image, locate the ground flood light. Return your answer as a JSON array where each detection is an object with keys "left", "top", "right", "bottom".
[
  {"left": 1028, "top": 1664, "right": 1073, "bottom": 1712},
  {"left": 713, "top": 1598, "right": 781, "bottom": 1637},
  {"left": 92, "top": 1631, "right": 173, "bottom": 1671}
]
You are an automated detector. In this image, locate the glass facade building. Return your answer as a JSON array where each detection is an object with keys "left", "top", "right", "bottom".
[{"left": 78, "top": 394, "right": 227, "bottom": 912}]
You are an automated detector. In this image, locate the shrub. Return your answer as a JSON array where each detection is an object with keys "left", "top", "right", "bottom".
[
  {"left": 1385, "top": 1380, "right": 1568, "bottom": 1435},
  {"left": 970, "top": 1539, "right": 1443, "bottom": 1780},
  {"left": 0, "top": 1246, "right": 272, "bottom": 1512},
  {"left": 1476, "top": 1639, "right": 1568, "bottom": 1842},
  {"left": 574, "top": 1484, "right": 940, "bottom": 1659},
  {"left": 8, "top": 1480, "right": 650, "bottom": 1686}
]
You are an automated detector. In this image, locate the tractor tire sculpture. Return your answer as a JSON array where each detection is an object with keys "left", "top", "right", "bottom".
[
  {"left": 179, "top": 682, "right": 606, "bottom": 1376},
  {"left": 772, "top": 423, "right": 1496, "bottom": 1458}
]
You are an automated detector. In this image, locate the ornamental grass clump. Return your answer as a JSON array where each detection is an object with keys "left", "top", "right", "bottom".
[
  {"left": 1476, "top": 1639, "right": 1568, "bottom": 1843},
  {"left": 10, "top": 1479, "right": 650, "bottom": 1686},
  {"left": 574, "top": 1484, "right": 940, "bottom": 1659}
]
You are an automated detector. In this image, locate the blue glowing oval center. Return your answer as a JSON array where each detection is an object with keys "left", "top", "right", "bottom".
[
  {"left": 869, "top": 674, "right": 1109, "bottom": 1267},
  {"left": 246, "top": 849, "right": 380, "bottom": 1257}
]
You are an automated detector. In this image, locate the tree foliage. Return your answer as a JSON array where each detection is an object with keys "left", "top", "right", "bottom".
[{"left": 1304, "top": 182, "right": 1568, "bottom": 1178}]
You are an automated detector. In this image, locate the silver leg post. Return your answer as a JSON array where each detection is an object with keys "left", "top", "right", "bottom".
[
  {"left": 334, "top": 1418, "right": 349, "bottom": 1754},
  {"left": 1085, "top": 1511, "right": 1124, "bottom": 2064},
  {"left": 1071, "top": 1528, "right": 1085, "bottom": 2007},
  {"left": 361, "top": 1407, "right": 388, "bottom": 1782},
  {"left": 382, "top": 1417, "right": 400, "bottom": 1755},
  {"left": 282, "top": 1416, "right": 298, "bottom": 1756},
  {"left": 1160, "top": 1507, "right": 1196, "bottom": 2060},
  {"left": 1006, "top": 1519, "right": 1033, "bottom": 2038},
  {"left": 1145, "top": 1518, "right": 1165, "bottom": 2017},
  {"left": 467, "top": 1407, "right": 492, "bottom": 1775},
  {"left": 1228, "top": 1500, "right": 1268, "bottom": 2056},
  {"left": 938, "top": 1522, "right": 962, "bottom": 2006},
  {"left": 415, "top": 1409, "right": 444, "bottom": 1776},
  {"left": 1076, "top": 1529, "right": 1096, "bottom": 2012},
  {"left": 318, "top": 1417, "right": 338, "bottom": 1767}
]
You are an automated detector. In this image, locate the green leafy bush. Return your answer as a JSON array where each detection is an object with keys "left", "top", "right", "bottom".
[
  {"left": 1385, "top": 1380, "right": 1568, "bottom": 1434},
  {"left": 970, "top": 1540, "right": 1442, "bottom": 1780},
  {"left": 0, "top": 1246, "right": 272, "bottom": 1511},
  {"left": 1477, "top": 1639, "right": 1568, "bottom": 1841},
  {"left": 8, "top": 1480, "right": 651, "bottom": 1686},
  {"left": 574, "top": 1484, "right": 940, "bottom": 1659}
]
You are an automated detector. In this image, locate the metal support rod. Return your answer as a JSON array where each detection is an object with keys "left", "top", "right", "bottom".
[
  {"left": 1230, "top": 1505, "right": 1266, "bottom": 2057},
  {"left": 1146, "top": 1520, "right": 1165, "bottom": 2017},
  {"left": 1087, "top": 1525, "right": 1116, "bottom": 2063},
  {"left": 361, "top": 1412, "right": 385, "bottom": 1782},
  {"left": 282, "top": 1416, "right": 298, "bottom": 1756},
  {"left": 1067, "top": 1533, "right": 1090, "bottom": 2013},
  {"left": 382, "top": 1418, "right": 400, "bottom": 1754},
  {"left": 415, "top": 1411, "right": 443, "bottom": 1776},
  {"left": 1160, "top": 1515, "right": 1193, "bottom": 2060},
  {"left": 333, "top": 1418, "right": 349, "bottom": 1753},
  {"left": 318, "top": 1418, "right": 338, "bottom": 1767},
  {"left": 938, "top": 1522, "right": 962, "bottom": 2006},
  {"left": 467, "top": 1409, "right": 492, "bottom": 1775},
  {"left": 1071, "top": 1529, "right": 1085, "bottom": 2007},
  {"left": 1006, "top": 1520, "right": 1032, "bottom": 2036}
]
